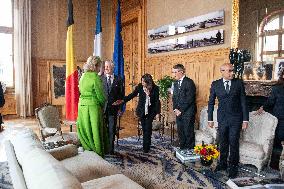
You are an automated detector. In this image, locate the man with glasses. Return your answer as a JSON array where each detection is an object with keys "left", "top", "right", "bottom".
[
  {"left": 208, "top": 63, "right": 248, "bottom": 178},
  {"left": 172, "top": 64, "right": 196, "bottom": 150}
]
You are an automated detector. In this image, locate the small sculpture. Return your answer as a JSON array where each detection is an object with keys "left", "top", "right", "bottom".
[{"left": 229, "top": 48, "right": 251, "bottom": 79}]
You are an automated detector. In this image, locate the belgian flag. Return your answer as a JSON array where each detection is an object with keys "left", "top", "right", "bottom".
[{"left": 65, "top": 0, "right": 79, "bottom": 121}]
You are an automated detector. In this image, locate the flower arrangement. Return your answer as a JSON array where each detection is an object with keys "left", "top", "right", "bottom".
[{"left": 194, "top": 142, "right": 219, "bottom": 161}]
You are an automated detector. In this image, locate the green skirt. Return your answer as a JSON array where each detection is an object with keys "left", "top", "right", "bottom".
[{"left": 77, "top": 104, "right": 109, "bottom": 157}]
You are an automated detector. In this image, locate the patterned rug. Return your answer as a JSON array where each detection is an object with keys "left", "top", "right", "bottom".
[
  {"left": 105, "top": 134, "right": 281, "bottom": 189},
  {"left": 0, "top": 134, "right": 280, "bottom": 189},
  {"left": 0, "top": 162, "right": 13, "bottom": 189}
]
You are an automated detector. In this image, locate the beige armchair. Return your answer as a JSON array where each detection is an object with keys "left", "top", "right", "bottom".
[
  {"left": 239, "top": 111, "right": 278, "bottom": 172},
  {"left": 35, "top": 103, "right": 78, "bottom": 144},
  {"left": 195, "top": 106, "right": 218, "bottom": 145}
]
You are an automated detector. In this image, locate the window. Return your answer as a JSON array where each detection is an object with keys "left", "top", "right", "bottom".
[
  {"left": 0, "top": 0, "right": 13, "bottom": 87},
  {"left": 258, "top": 10, "right": 284, "bottom": 64}
]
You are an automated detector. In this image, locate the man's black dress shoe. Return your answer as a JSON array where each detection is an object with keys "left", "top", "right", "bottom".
[
  {"left": 228, "top": 167, "right": 238, "bottom": 178},
  {"left": 143, "top": 149, "right": 149, "bottom": 153}
]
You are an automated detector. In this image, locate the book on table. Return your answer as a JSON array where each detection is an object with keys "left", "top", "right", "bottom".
[
  {"left": 226, "top": 177, "right": 284, "bottom": 189},
  {"left": 175, "top": 148, "right": 200, "bottom": 163}
]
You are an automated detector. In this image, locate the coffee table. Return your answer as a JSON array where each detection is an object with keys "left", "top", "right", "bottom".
[{"left": 173, "top": 148, "right": 269, "bottom": 185}]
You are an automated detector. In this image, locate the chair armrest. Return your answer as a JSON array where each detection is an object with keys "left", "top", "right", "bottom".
[
  {"left": 262, "top": 138, "right": 275, "bottom": 158},
  {"left": 280, "top": 141, "right": 284, "bottom": 161},
  {"left": 47, "top": 144, "right": 78, "bottom": 161}
]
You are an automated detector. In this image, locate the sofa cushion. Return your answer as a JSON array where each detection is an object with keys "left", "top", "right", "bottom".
[
  {"left": 47, "top": 144, "right": 78, "bottom": 161},
  {"left": 61, "top": 150, "right": 121, "bottom": 183},
  {"left": 4, "top": 141, "right": 27, "bottom": 189},
  {"left": 239, "top": 141, "right": 265, "bottom": 160},
  {"left": 11, "top": 129, "right": 44, "bottom": 165},
  {"left": 22, "top": 147, "right": 82, "bottom": 189},
  {"left": 81, "top": 174, "right": 144, "bottom": 189}
]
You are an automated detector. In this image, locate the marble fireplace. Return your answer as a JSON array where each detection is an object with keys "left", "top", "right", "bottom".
[{"left": 244, "top": 80, "right": 277, "bottom": 112}]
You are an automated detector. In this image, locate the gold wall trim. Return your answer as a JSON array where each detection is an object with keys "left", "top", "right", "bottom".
[{"left": 231, "top": 0, "right": 239, "bottom": 48}]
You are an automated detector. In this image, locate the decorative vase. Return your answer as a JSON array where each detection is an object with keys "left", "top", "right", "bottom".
[{"left": 200, "top": 157, "right": 213, "bottom": 166}]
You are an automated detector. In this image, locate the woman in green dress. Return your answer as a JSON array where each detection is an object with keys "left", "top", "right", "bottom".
[{"left": 77, "top": 56, "right": 108, "bottom": 157}]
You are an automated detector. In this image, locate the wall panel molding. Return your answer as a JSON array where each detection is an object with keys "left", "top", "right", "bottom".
[{"left": 145, "top": 48, "right": 230, "bottom": 118}]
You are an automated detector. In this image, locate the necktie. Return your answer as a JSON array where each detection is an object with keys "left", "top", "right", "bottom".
[
  {"left": 225, "top": 81, "right": 229, "bottom": 94},
  {"left": 107, "top": 76, "right": 112, "bottom": 94}
]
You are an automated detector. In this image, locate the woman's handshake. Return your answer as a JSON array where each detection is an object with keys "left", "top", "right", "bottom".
[{"left": 112, "top": 99, "right": 124, "bottom": 106}]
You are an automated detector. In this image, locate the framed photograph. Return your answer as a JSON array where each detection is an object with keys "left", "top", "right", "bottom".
[
  {"left": 274, "top": 57, "right": 284, "bottom": 80},
  {"left": 243, "top": 61, "right": 273, "bottom": 80},
  {"left": 48, "top": 60, "right": 84, "bottom": 105},
  {"left": 148, "top": 10, "right": 224, "bottom": 41},
  {"left": 148, "top": 29, "right": 224, "bottom": 54}
]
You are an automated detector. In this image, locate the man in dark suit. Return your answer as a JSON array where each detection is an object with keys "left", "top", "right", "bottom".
[
  {"left": 208, "top": 63, "right": 249, "bottom": 178},
  {"left": 172, "top": 64, "right": 196, "bottom": 150},
  {"left": 101, "top": 60, "right": 124, "bottom": 154}
]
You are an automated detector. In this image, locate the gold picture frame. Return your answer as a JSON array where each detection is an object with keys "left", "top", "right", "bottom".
[
  {"left": 274, "top": 57, "right": 284, "bottom": 80},
  {"left": 48, "top": 60, "right": 84, "bottom": 105}
]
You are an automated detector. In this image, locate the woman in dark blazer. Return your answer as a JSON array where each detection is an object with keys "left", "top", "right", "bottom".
[
  {"left": 258, "top": 68, "right": 284, "bottom": 148},
  {"left": 114, "top": 74, "right": 161, "bottom": 153},
  {"left": 257, "top": 69, "right": 284, "bottom": 168}
]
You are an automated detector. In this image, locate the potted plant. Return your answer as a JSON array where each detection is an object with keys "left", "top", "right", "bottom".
[
  {"left": 156, "top": 76, "right": 175, "bottom": 124},
  {"left": 156, "top": 75, "right": 175, "bottom": 100}
]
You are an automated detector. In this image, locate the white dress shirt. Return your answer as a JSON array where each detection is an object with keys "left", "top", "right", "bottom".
[
  {"left": 105, "top": 74, "right": 114, "bottom": 85},
  {"left": 223, "top": 78, "right": 231, "bottom": 91}
]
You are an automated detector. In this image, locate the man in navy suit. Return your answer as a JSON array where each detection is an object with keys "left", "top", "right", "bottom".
[
  {"left": 172, "top": 64, "right": 196, "bottom": 149},
  {"left": 101, "top": 60, "right": 124, "bottom": 154},
  {"left": 208, "top": 63, "right": 249, "bottom": 178}
]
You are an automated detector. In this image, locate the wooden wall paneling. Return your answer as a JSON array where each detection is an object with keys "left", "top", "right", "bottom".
[
  {"left": 146, "top": 48, "right": 230, "bottom": 122},
  {"left": 119, "top": 3, "right": 145, "bottom": 111},
  {"left": 122, "top": 22, "right": 134, "bottom": 111},
  {"left": 2, "top": 94, "right": 16, "bottom": 115},
  {"left": 32, "top": 59, "right": 50, "bottom": 112},
  {"left": 31, "top": 0, "right": 97, "bottom": 60}
]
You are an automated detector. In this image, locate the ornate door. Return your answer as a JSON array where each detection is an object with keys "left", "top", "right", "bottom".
[{"left": 121, "top": 20, "right": 139, "bottom": 112}]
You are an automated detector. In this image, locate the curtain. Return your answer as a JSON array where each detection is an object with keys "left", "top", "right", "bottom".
[{"left": 14, "top": 0, "right": 33, "bottom": 117}]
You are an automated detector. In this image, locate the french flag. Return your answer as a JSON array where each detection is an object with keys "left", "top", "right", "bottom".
[{"left": 94, "top": 0, "right": 102, "bottom": 57}]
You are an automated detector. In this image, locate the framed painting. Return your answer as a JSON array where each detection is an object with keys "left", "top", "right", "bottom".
[
  {"left": 274, "top": 57, "right": 284, "bottom": 80},
  {"left": 48, "top": 60, "right": 84, "bottom": 105}
]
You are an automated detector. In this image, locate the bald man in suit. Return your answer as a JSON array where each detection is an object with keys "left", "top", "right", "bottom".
[{"left": 208, "top": 63, "right": 248, "bottom": 178}]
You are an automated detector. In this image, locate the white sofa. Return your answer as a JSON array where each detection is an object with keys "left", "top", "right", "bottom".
[{"left": 5, "top": 129, "right": 144, "bottom": 189}]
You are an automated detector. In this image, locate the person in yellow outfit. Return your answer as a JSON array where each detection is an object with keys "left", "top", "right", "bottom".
[{"left": 77, "top": 56, "right": 108, "bottom": 157}]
